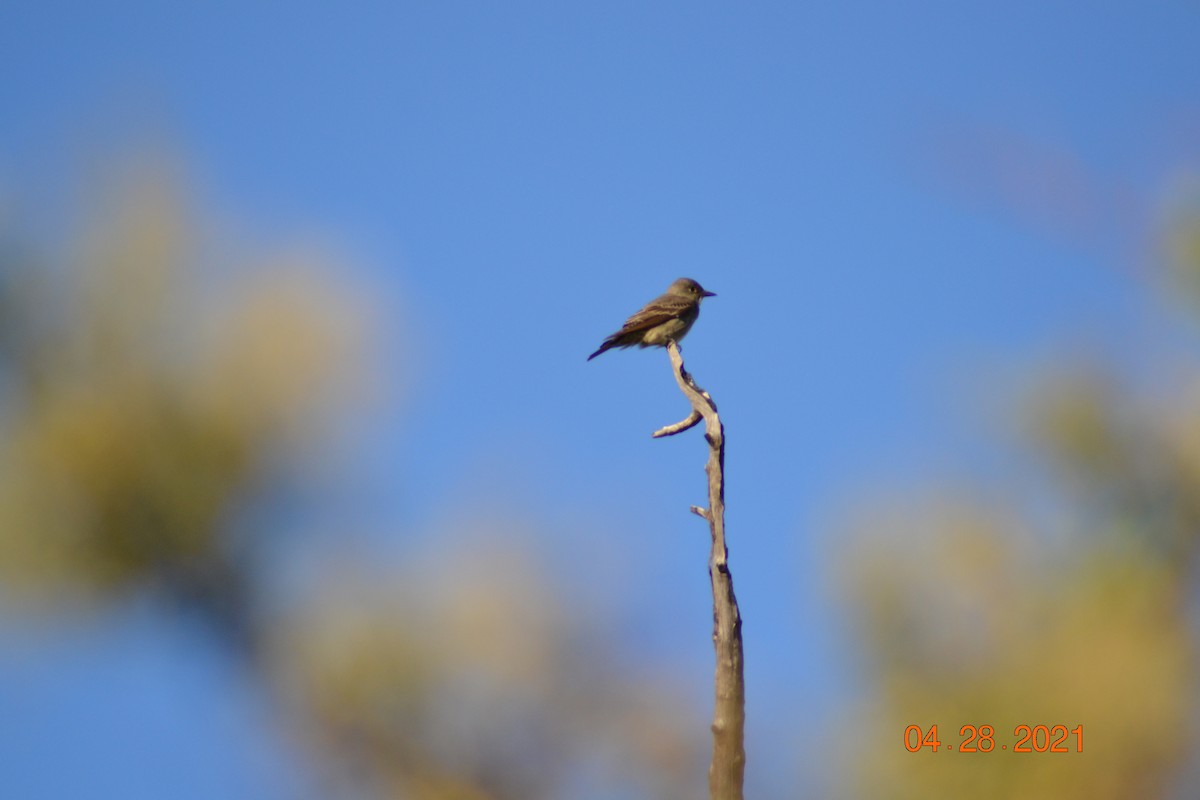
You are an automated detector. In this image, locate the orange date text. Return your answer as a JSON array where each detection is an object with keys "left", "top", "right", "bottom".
[{"left": 903, "top": 724, "right": 1083, "bottom": 753}]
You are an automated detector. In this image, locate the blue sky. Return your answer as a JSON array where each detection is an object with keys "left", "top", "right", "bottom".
[{"left": 2, "top": 2, "right": 1199, "bottom": 797}]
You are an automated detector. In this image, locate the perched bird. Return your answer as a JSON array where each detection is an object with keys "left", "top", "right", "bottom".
[{"left": 588, "top": 277, "right": 716, "bottom": 361}]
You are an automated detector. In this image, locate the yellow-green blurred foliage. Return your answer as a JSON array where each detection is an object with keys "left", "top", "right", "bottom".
[
  {"left": 836, "top": 210, "right": 1200, "bottom": 798},
  {"left": 1167, "top": 185, "right": 1200, "bottom": 310},
  {"left": 0, "top": 173, "right": 364, "bottom": 629},
  {"left": 267, "top": 539, "right": 702, "bottom": 799},
  {"left": 842, "top": 505, "right": 1191, "bottom": 800}
]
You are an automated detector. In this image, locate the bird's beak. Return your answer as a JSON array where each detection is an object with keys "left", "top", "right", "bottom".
[{"left": 703, "top": 290, "right": 717, "bottom": 297}]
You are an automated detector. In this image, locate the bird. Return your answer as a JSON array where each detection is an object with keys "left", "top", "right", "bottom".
[{"left": 588, "top": 277, "right": 716, "bottom": 361}]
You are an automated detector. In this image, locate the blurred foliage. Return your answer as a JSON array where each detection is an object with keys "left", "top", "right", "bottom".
[
  {"left": 0, "top": 175, "right": 363, "bottom": 643},
  {"left": 842, "top": 506, "right": 1190, "bottom": 800},
  {"left": 0, "top": 170, "right": 703, "bottom": 799},
  {"left": 268, "top": 541, "right": 703, "bottom": 799},
  {"left": 836, "top": 207, "right": 1200, "bottom": 798},
  {"left": 1167, "top": 187, "right": 1200, "bottom": 311}
]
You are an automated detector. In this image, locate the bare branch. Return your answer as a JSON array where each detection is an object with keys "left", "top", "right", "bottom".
[{"left": 655, "top": 341, "right": 745, "bottom": 800}]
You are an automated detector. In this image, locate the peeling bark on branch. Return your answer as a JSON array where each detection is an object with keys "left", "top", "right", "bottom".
[{"left": 654, "top": 341, "right": 745, "bottom": 800}]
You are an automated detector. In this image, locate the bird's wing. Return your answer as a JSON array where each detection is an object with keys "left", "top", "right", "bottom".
[{"left": 613, "top": 293, "right": 692, "bottom": 334}]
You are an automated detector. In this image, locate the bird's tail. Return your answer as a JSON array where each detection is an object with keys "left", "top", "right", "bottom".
[
  {"left": 587, "top": 334, "right": 623, "bottom": 360},
  {"left": 587, "top": 342, "right": 612, "bottom": 360}
]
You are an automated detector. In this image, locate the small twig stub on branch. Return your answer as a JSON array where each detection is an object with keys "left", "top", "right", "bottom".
[{"left": 652, "top": 409, "right": 702, "bottom": 438}]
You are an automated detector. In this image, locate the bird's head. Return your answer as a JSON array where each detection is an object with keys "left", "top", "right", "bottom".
[{"left": 669, "top": 277, "right": 717, "bottom": 300}]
